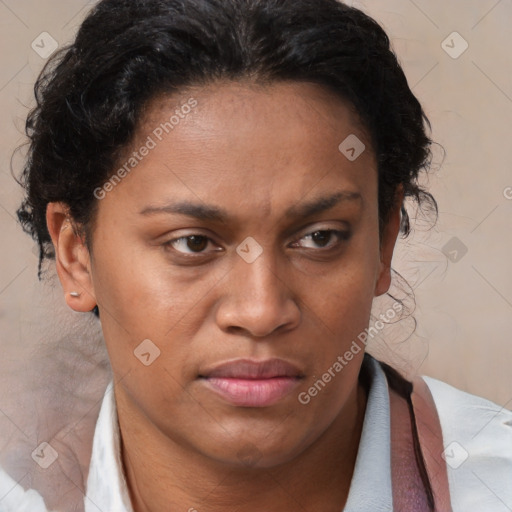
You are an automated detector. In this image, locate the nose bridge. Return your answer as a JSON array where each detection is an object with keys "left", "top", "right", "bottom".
[
  {"left": 233, "top": 244, "right": 287, "bottom": 304},
  {"left": 216, "top": 243, "right": 299, "bottom": 337}
]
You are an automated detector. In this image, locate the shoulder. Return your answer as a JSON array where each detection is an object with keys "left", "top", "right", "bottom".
[
  {"left": 422, "top": 376, "right": 512, "bottom": 511},
  {"left": 423, "top": 375, "right": 512, "bottom": 450}
]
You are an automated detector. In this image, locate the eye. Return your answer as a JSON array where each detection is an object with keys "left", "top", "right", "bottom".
[
  {"left": 164, "top": 235, "right": 218, "bottom": 255},
  {"left": 292, "top": 229, "right": 351, "bottom": 250},
  {"left": 163, "top": 228, "right": 351, "bottom": 258}
]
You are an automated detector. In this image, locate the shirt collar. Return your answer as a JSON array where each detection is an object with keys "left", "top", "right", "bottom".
[
  {"left": 85, "top": 353, "right": 392, "bottom": 512},
  {"left": 84, "top": 380, "right": 134, "bottom": 512},
  {"left": 343, "top": 353, "right": 393, "bottom": 511}
]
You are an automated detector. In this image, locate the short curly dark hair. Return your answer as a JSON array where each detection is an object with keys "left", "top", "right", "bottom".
[{"left": 15, "top": 0, "right": 437, "bottom": 282}]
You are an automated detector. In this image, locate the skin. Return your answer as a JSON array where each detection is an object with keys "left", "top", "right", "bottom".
[{"left": 46, "top": 80, "right": 403, "bottom": 512}]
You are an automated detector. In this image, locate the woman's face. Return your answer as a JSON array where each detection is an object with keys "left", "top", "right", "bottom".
[{"left": 54, "top": 81, "right": 400, "bottom": 467}]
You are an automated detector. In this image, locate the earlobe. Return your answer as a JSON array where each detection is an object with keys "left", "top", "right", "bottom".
[
  {"left": 374, "top": 186, "right": 404, "bottom": 297},
  {"left": 46, "top": 202, "right": 97, "bottom": 312}
]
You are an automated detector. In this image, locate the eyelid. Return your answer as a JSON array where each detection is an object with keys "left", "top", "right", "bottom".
[
  {"left": 288, "top": 220, "right": 352, "bottom": 247},
  {"left": 290, "top": 228, "right": 351, "bottom": 249},
  {"left": 294, "top": 221, "right": 351, "bottom": 239}
]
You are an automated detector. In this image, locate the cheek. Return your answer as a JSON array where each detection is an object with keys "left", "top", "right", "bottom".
[
  {"left": 89, "top": 233, "right": 217, "bottom": 375},
  {"left": 301, "top": 237, "right": 380, "bottom": 368},
  {"left": 311, "top": 276, "right": 375, "bottom": 370},
  {"left": 319, "top": 236, "right": 380, "bottom": 316},
  {"left": 90, "top": 233, "right": 173, "bottom": 323},
  {"left": 88, "top": 235, "right": 170, "bottom": 370}
]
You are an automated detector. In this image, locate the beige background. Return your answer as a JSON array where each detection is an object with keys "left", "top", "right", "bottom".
[{"left": 0, "top": 0, "right": 511, "bottom": 409}]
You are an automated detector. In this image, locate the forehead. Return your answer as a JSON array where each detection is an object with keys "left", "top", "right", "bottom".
[
  {"left": 142, "top": 80, "right": 371, "bottom": 148},
  {"left": 104, "top": 80, "right": 377, "bottom": 223}
]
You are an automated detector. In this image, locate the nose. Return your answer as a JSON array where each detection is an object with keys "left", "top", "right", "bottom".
[{"left": 215, "top": 249, "right": 301, "bottom": 338}]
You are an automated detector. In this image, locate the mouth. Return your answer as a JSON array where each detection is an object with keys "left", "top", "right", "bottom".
[{"left": 198, "top": 358, "right": 305, "bottom": 407}]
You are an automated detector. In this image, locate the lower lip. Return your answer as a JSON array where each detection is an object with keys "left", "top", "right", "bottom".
[{"left": 201, "top": 377, "right": 301, "bottom": 407}]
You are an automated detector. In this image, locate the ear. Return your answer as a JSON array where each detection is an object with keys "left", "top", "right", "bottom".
[
  {"left": 374, "top": 185, "right": 404, "bottom": 297},
  {"left": 46, "top": 202, "right": 97, "bottom": 312}
]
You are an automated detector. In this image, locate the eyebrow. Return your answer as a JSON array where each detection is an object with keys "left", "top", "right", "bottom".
[{"left": 139, "top": 190, "right": 362, "bottom": 222}]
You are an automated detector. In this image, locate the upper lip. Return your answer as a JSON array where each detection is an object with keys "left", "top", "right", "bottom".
[{"left": 199, "top": 358, "right": 304, "bottom": 379}]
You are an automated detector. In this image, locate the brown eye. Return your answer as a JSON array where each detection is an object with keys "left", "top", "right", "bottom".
[
  {"left": 164, "top": 235, "right": 213, "bottom": 254},
  {"left": 185, "top": 235, "right": 208, "bottom": 252},
  {"left": 311, "top": 231, "right": 331, "bottom": 247},
  {"left": 295, "top": 229, "right": 350, "bottom": 250}
]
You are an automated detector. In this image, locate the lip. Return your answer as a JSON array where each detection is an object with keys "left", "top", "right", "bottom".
[{"left": 199, "top": 358, "right": 304, "bottom": 407}]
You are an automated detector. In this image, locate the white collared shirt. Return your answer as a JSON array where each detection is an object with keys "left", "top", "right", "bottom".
[
  {"left": 1, "top": 354, "right": 511, "bottom": 511},
  {"left": 83, "top": 354, "right": 395, "bottom": 512}
]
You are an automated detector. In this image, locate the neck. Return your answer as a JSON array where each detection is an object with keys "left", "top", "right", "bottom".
[{"left": 118, "top": 382, "right": 367, "bottom": 512}]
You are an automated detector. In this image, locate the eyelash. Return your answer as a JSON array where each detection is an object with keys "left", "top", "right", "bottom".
[{"left": 163, "top": 229, "right": 351, "bottom": 257}]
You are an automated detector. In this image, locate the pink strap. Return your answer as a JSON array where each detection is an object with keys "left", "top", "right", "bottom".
[
  {"left": 389, "top": 377, "right": 452, "bottom": 511},
  {"left": 411, "top": 376, "right": 453, "bottom": 512}
]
